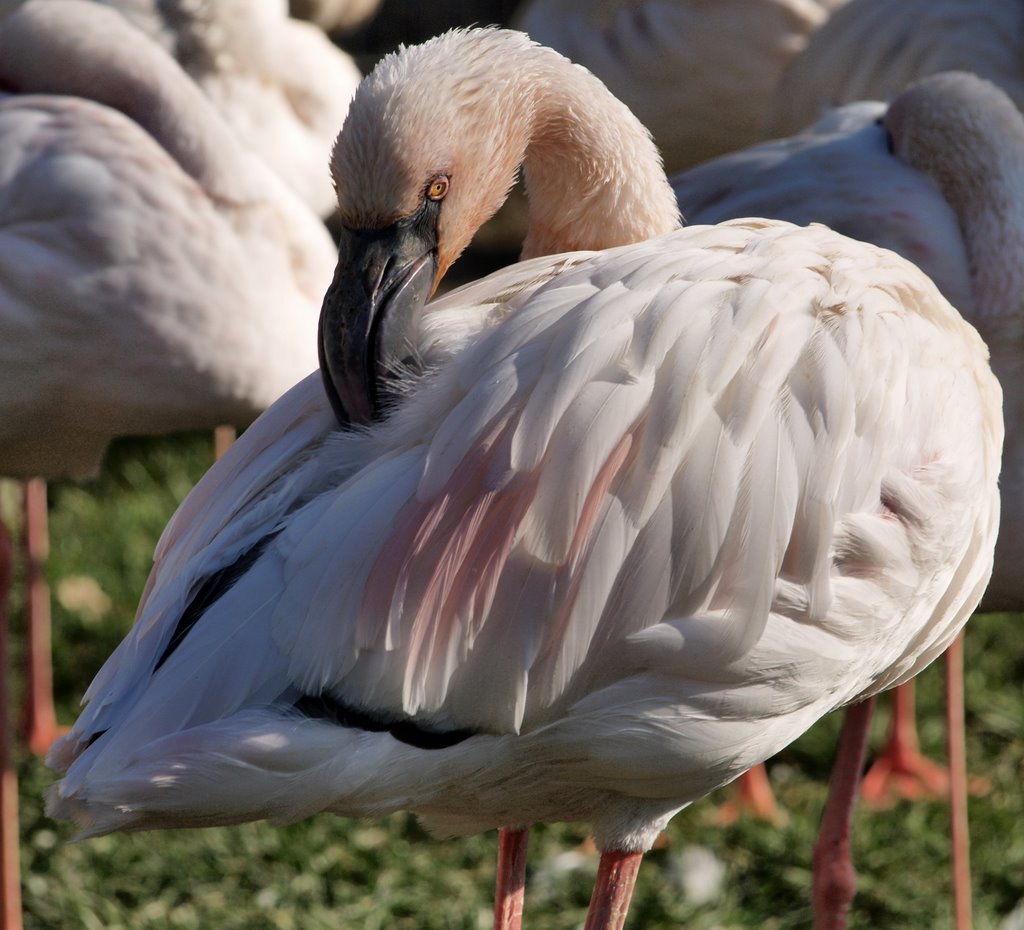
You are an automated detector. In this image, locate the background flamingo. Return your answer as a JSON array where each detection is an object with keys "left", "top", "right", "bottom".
[
  {"left": 771, "top": 0, "right": 1024, "bottom": 138},
  {"left": 0, "top": 3, "right": 338, "bottom": 924},
  {"left": 0, "top": 0, "right": 364, "bottom": 218},
  {"left": 513, "top": 0, "right": 849, "bottom": 173},
  {"left": 44, "top": 27, "right": 1002, "bottom": 930}
]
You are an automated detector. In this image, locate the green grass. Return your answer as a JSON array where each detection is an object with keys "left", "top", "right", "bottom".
[{"left": 6, "top": 434, "right": 1024, "bottom": 929}]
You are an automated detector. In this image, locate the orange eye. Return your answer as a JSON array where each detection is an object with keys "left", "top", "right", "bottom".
[{"left": 427, "top": 176, "right": 450, "bottom": 201}]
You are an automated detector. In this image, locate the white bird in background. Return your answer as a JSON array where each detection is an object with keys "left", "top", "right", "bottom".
[
  {"left": 0, "top": 0, "right": 364, "bottom": 218},
  {"left": 0, "top": 0, "right": 337, "bottom": 480},
  {"left": 0, "top": 2, "right": 337, "bottom": 921},
  {"left": 0, "top": 0, "right": 335, "bottom": 738},
  {"left": 288, "top": 0, "right": 382, "bottom": 34},
  {"left": 46, "top": 27, "right": 1003, "bottom": 930},
  {"left": 514, "top": 0, "right": 849, "bottom": 174},
  {"left": 772, "top": 0, "right": 1024, "bottom": 137},
  {"left": 675, "top": 70, "right": 1024, "bottom": 928}
]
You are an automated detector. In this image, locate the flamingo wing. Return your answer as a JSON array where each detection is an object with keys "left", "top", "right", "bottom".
[{"left": 49, "top": 221, "right": 1001, "bottom": 839}]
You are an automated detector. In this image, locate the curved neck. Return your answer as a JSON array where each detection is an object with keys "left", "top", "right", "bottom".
[
  {"left": 331, "top": 30, "right": 683, "bottom": 273},
  {"left": 887, "top": 80, "right": 1024, "bottom": 330},
  {"left": 931, "top": 140, "right": 1024, "bottom": 332},
  {"left": 518, "top": 53, "right": 681, "bottom": 259},
  {"left": 0, "top": 1, "right": 255, "bottom": 201}
]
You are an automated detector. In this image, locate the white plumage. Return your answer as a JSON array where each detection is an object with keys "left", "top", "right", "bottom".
[
  {"left": 677, "top": 70, "right": 1024, "bottom": 609},
  {"left": 675, "top": 78, "right": 1022, "bottom": 907},
  {"left": 0, "top": 0, "right": 363, "bottom": 218},
  {"left": 51, "top": 221, "right": 1003, "bottom": 848},
  {"left": 0, "top": 0, "right": 337, "bottom": 479},
  {"left": 676, "top": 100, "right": 971, "bottom": 312},
  {"left": 45, "top": 27, "right": 1003, "bottom": 928},
  {"left": 772, "top": 0, "right": 1024, "bottom": 136},
  {"left": 514, "top": 0, "right": 848, "bottom": 173}
]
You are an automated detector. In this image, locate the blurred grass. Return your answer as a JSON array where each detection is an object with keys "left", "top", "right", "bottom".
[{"left": 5, "top": 433, "right": 1024, "bottom": 929}]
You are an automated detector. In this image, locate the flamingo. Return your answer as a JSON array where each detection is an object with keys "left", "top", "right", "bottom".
[
  {"left": 0, "top": 2, "right": 336, "bottom": 923},
  {"left": 674, "top": 69, "right": 1024, "bottom": 926},
  {"left": 771, "top": 0, "right": 1024, "bottom": 138},
  {"left": 0, "top": 0, "right": 364, "bottom": 218},
  {"left": 513, "top": 0, "right": 848, "bottom": 174},
  {"left": 45, "top": 27, "right": 1002, "bottom": 930}
]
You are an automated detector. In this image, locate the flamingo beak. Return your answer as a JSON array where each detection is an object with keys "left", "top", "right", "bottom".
[{"left": 318, "top": 220, "right": 438, "bottom": 426}]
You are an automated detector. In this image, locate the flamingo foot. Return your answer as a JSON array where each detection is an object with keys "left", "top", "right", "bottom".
[
  {"left": 861, "top": 674, "right": 988, "bottom": 808},
  {"left": 24, "top": 716, "right": 67, "bottom": 758},
  {"left": 860, "top": 738, "right": 988, "bottom": 806},
  {"left": 860, "top": 744, "right": 950, "bottom": 807},
  {"left": 714, "top": 764, "right": 787, "bottom": 826}
]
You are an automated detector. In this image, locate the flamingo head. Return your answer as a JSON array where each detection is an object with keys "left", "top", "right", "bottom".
[{"left": 318, "top": 28, "right": 537, "bottom": 426}]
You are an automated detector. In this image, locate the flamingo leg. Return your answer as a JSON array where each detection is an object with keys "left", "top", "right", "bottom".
[
  {"left": 494, "top": 827, "right": 529, "bottom": 930},
  {"left": 213, "top": 425, "right": 237, "bottom": 461},
  {"left": 860, "top": 678, "right": 947, "bottom": 806},
  {"left": 715, "top": 763, "right": 784, "bottom": 824},
  {"left": 812, "top": 696, "right": 876, "bottom": 930},
  {"left": 1, "top": 509, "right": 24, "bottom": 930},
  {"left": 582, "top": 849, "right": 644, "bottom": 930},
  {"left": 21, "top": 478, "right": 59, "bottom": 757},
  {"left": 945, "top": 634, "right": 972, "bottom": 930}
]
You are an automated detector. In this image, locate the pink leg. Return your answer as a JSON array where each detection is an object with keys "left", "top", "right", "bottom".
[
  {"left": 716, "top": 763, "right": 784, "bottom": 825},
  {"left": 582, "top": 849, "right": 644, "bottom": 930},
  {"left": 494, "top": 827, "right": 529, "bottom": 930},
  {"left": 860, "top": 679, "right": 947, "bottom": 807},
  {"left": 22, "top": 479, "right": 59, "bottom": 757},
  {"left": 213, "top": 425, "right": 237, "bottom": 461},
  {"left": 813, "top": 697, "right": 876, "bottom": 930},
  {"left": 945, "top": 635, "right": 972, "bottom": 930},
  {"left": 1, "top": 512, "right": 25, "bottom": 930}
]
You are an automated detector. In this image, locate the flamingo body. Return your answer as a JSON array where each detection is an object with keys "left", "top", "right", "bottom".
[
  {"left": 0, "top": 0, "right": 337, "bottom": 479},
  {"left": 515, "top": 0, "right": 847, "bottom": 173},
  {"left": 772, "top": 0, "right": 1024, "bottom": 136},
  {"left": 0, "top": 0, "right": 362, "bottom": 217},
  {"left": 49, "top": 219, "right": 1002, "bottom": 850}
]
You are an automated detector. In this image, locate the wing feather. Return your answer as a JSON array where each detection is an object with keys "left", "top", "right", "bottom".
[{"left": 54, "top": 223, "right": 1002, "bottom": 814}]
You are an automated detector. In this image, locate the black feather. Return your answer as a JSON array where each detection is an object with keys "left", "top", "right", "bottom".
[
  {"left": 294, "top": 692, "right": 475, "bottom": 749},
  {"left": 153, "top": 529, "right": 282, "bottom": 672}
]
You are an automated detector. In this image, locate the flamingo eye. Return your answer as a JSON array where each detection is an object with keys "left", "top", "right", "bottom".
[{"left": 426, "top": 176, "right": 450, "bottom": 201}]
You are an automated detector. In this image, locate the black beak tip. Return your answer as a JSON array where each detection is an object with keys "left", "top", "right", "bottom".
[{"left": 318, "top": 234, "right": 437, "bottom": 428}]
